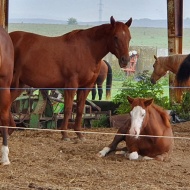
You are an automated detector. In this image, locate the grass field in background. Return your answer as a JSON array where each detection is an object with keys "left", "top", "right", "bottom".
[
  {"left": 8, "top": 23, "right": 185, "bottom": 101},
  {"left": 9, "top": 23, "right": 190, "bottom": 50}
]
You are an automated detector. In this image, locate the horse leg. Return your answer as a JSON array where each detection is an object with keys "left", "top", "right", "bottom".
[
  {"left": 97, "top": 125, "right": 127, "bottom": 157},
  {"left": 91, "top": 84, "right": 96, "bottom": 100},
  {"left": 8, "top": 82, "right": 25, "bottom": 135},
  {"left": 74, "top": 88, "right": 91, "bottom": 140},
  {"left": 61, "top": 89, "right": 76, "bottom": 141},
  {"left": 0, "top": 88, "right": 11, "bottom": 165},
  {"left": 97, "top": 84, "right": 103, "bottom": 100}
]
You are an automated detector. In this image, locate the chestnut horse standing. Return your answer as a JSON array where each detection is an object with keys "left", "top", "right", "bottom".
[
  {"left": 9, "top": 16, "right": 132, "bottom": 140},
  {"left": 98, "top": 96, "right": 174, "bottom": 161},
  {"left": 150, "top": 54, "right": 190, "bottom": 101},
  {"left": 91, "top": 60, "right": 112, "bottom": 100},
  {"left": 0, "top": 26, "right": 14, "bottom": 165}
]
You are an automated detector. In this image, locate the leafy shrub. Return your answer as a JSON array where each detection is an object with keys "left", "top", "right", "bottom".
[
  {"left": 113, "top": 70, "right": 170, "bottom": 114},
  {"left": 171, "top": 91, "right": 190, "bottom": 120},
  {"left": 91, "top": 115, "right": 110, "bottom": 128}
]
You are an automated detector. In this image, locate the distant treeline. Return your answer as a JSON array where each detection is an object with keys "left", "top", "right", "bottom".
[{"left": 9, "top": 18, "right": 190, "bottom": 28}]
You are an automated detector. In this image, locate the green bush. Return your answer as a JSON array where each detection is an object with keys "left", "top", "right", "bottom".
[
  {"left": 171, "top": 91, "right": 190, "bottom": 120},
  {"left": 113, "top": 70, "right": 170, "bottom": 114},
  {"left": 91, "top": 115, "right": 110, "bottom": 128}
]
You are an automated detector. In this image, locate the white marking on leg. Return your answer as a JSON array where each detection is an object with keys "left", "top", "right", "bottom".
[
  {"left": 128, "top": 151, "right": 139, "bottom": 160},
  {"left": 1, "top": 145, "right": 10, "bottom": 165},
  {"left": 97, "top": 147, "right": 111, "bottom": 157}
]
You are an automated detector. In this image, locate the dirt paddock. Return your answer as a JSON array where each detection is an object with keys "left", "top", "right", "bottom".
[{"left": 0, "top": 121, "right": 190, "bottom": 190}]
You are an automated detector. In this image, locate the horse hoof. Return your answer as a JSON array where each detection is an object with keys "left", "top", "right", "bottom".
[
  {"left": 79, "top": 137, "right": 86, "bottom": 142},
  {"left": 129, "top": 151, "right": 139, "bottom": 160},
  {"left": 97, "top": 152, "right": 104, "bottom": 158},
  {"left": 97, "top": 147, "right": 111, "bottom": 157},
  {"left": 115, "top": 150, "right": 126, "bottom": 155},
  {"left": 1, "top": 161, "right": 10, "bottom": 166},
  {"left": 62, "top": 137, "right": 71, "bottom": 141}
]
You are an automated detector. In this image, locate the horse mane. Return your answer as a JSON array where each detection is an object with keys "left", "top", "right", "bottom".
[
  {"left": 63, "top": 29, "right": 83, "bottom": 41},
  {"left": 176, "top": 54, "right": 190, "bottom": 84},
  {"left": 174, "top": 54, "right": 190, "bottom": 102},
  {"left": 62, "top": 24, "right": 112, "bottom": 42},
  {"left": 158, "top": 54, "right": 187, "bottom": 74},
  {"left": 150, "top": 103, "right": 171, "bottom": 128}
]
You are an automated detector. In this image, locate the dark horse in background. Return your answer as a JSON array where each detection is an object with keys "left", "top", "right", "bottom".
[
  {"left": 150, "top": 54, "right": 190, "bottom": 102},
  {"left": 0, "top": 26, "right": 14, "bottom": 165},
  {"left": 91, "top": 59, "right": 112, "bottom": 101},
  {"left": 9, "top": 16, "right": 132, "bottom": 141},
  {"left": 98, "top": 96, "right": 174, "bottom": 161}
]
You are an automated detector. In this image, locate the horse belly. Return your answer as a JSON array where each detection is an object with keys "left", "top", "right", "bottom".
[
  {"left": 137, "top": 138, "right": 173, "bottom": 158},
  {"left": 19, "top": 64, "right": 65, "bottom": 88}
]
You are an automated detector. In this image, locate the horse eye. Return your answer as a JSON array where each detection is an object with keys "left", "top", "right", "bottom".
[
  {"left": 142, "top": 113, "right": 145, "bottom": 117},
  {"left": 114, "top": 36, "right": 118, "bottom": 41}
]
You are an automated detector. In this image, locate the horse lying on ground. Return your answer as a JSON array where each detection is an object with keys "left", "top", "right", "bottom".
[
  {"left": 0, "top": 26, "right": 14, "bottom": 165},
  {"left": 9, "top": 16, "right": 132, "bottom": 141},
  {"left": 150, "top": 54, "right": 190, "bottom": 102},
  {"left": 98, "top": 96, "right": 174, "bottom": 161},
  {"left": 91, "top": 60, "right": 112, "bottom": 100}
]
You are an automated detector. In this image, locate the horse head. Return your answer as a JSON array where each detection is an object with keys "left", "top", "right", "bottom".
[
  {"left": 127, "top": 96, "right": 153, "bottom": 138},
  {"left": 108, "top": 16, "right": 132, "bottom": 68},
  {"left": 150, "top": 55, "right": 168, "bottom": 84}
]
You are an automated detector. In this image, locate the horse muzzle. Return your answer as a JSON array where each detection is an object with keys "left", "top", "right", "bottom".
[
  {"left": 150, "top": 78, "right": 156, "bottom": 84},
  {"left": 119, "top": 56, "right": 130, "bottom": 68}
]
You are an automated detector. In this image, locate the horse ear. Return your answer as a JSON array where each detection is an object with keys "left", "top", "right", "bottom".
[
  {"left": 110, "top": 16, "right": 116, "bottom": 26},
  {"left": 125, "top": 18, "right": 132, "bottom": 27},
  {"left": 127, "top": 96, "right": 134, "bottom": 104},
  {"left": 154, "top": 55, "right": 157, "bottom": 60},
  {"left": 144, "top": 98, "right": 153, "bottom": 107}
]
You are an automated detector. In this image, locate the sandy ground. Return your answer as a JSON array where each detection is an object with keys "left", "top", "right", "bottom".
[{"left": 0, "top": 121, "right": 190, "bottom": 190}]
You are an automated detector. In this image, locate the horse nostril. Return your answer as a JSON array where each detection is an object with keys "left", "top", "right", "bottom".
[
  {"left": 121, "top": 56, "right": 125, "bottom": 63},
  {"left": 150, "top": 78, "right": 156, "bottom": 84}
]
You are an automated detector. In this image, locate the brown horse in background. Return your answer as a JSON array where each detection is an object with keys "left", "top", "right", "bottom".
[
  {"left": 98, "top": 96, "right": 174, "bottom": 161},
  {"left": 9, "top": 16, "right": 132, "bottom": 141},
  {"left": 150, "top": 54, "right": 190, "bottom": 101},
  {"left": 0, "top": 26, "right": 14, "bottom": 165},
  {"left": 91, "top": 60, "right": 112, "bottom": 101}
]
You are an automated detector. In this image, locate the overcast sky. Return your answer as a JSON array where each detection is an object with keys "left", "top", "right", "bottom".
[{"left": 9, "top": 0, "right": 190, "bottom": 22}]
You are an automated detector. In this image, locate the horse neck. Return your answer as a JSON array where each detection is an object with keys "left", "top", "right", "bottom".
[
  {"left": 142, "top": 106, "right": 165, "bottom": 136},
  {"left": 83, "top": 24, "right": 112, "bottom": 60},
  {"left": 167, "top": 55, "right": 187, "bottom": 74}
]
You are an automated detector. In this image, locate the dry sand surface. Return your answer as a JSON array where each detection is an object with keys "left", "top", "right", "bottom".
[{"left": 0, "top": 121, "right": 190, "bottom": 190}]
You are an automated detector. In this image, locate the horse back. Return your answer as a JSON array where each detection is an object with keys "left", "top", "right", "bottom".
[{"left": 0, "top": 27, "right": 14, "bottom": 80}]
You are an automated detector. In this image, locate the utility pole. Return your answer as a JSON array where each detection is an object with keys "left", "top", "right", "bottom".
[
  {"left": 167, "top": 0, "right": 183, "bottom": 104},
  {"left": 99, "top": 0, "right": 103, "bottom": 23},
  {"left": 0, "top": 0, "right": 9, "bottom": 31}
]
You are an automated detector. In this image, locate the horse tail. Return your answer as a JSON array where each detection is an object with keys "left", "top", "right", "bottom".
[
  {"left": 104, "top": 60, "right": 112, "bottom": 100},
  {"left": 174, "top": 79, "right": 183, "bottom": 102},
  {"left": 175, "top": 54, "right": 190, "bottom": 102}
]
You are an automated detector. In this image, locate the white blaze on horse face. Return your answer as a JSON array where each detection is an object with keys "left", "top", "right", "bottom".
[{"left": 129, "top": 106, "right": 146, "bottom": 138}]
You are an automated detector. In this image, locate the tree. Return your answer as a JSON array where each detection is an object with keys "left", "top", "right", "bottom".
[{"left": 67, "top": 17, "right": 78, "bottom": 25}]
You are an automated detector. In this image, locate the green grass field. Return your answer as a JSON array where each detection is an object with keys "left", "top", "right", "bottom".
[
  {"left": 8, "top": 23, "right": 187, "bottom": 101},
  {"left": 9, "top": 23, "right": 190, "bottom": 50}
]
